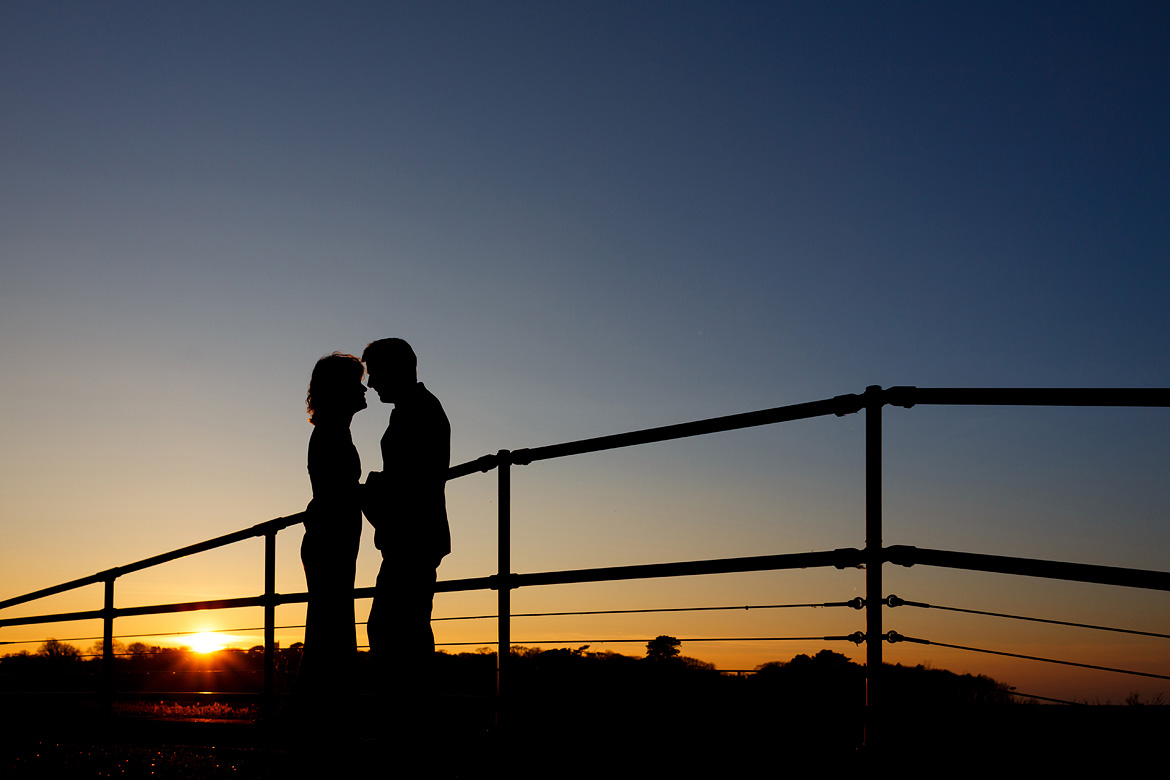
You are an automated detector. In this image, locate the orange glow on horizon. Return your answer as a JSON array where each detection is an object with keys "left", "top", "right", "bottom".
[{"left": 186, "top": 632, "right": 226, "bottom": 654}]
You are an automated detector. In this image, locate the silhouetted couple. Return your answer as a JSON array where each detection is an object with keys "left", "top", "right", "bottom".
[{"left": 299, "top": 338, "right": 450, "bottom": 746}]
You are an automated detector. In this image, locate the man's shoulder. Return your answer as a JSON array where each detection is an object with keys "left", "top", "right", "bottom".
[
  {"left": 415, "top": 383, "right": 449, "bottom": 425},
  {"left": 389, "top": 383, "right": 449, "bottom": 432}
]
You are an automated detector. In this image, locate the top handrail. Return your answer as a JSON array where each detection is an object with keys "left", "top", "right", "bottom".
[
  {"left": 0, "top": 513, "right": 306, "bottom": 612},
  {"left": 508, "top": 393, "right": 867, "bottom": 465},
  {"left": 3, "top": 385, "right": 1166, "bottom": 613},
  {"left": 886, "top": 545, "right": 1170, "bottom": 592},
  {"left": 444, "top": 392, "right": 867, "bottom": 475},
  {"left": 885, "top": 386, "right": 1170, "bottom": 409}
]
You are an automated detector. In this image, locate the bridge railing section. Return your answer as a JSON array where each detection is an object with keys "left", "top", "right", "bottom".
[{"left": 1, "top": 385, "right": 1168, "bottom": 745}]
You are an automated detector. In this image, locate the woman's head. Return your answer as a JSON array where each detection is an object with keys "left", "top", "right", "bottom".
[{"left": 306, "top": 352, "right": 367, "bottom": 424}]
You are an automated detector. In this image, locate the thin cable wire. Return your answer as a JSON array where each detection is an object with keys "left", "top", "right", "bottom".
[
  {"left": 431, "top": 599, "right": 861, "bottom": 622},
  {"left": 7, "top": 611, "right": 859, "bottom": 653},
  {"left": 0, "top": 624, "right": 307, "bottom": 648},
  {"left": 434, "top": 635, "right": 853, "bottom": 647},
  {"left": 0, "top": 600, "right": 861, "bottom": 646},
  {"left": 1008, "top": 691, "right": 1082, "bottom": 705},
  {"left": 888, "top": 596, "right": 1170, "bottom": 640},
  {"left": 889, "top": 633, "right": 1170, "bottom": 681}
]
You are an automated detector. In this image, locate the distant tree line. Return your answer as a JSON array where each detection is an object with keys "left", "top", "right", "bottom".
[
  {"left": 1, "top": 635, "right": 1014, "bottom": 708},
  {"left": 0, "top": 638, "right": 305, "bottom": 693}
]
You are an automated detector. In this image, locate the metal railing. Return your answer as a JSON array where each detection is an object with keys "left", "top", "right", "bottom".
[{"left": 2, "top": 385, "right": 1169, "bottom": 747}]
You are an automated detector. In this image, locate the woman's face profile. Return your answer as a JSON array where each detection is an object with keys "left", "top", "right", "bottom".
[{"left": 347, "top": 374, "right": 369, "bottom": 414}]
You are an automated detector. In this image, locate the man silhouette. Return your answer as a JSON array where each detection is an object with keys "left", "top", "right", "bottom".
[{"left": 361, "top": 338, "right": 450, "bottom": 718}]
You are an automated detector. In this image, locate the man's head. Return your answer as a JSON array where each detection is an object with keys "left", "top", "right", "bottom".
[{"left": 362, "top": 338, "right": 417, "bottom": 404}]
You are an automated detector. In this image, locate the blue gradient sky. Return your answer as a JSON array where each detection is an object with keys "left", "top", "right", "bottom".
[{"left": 2, "top": 2, "right": 1168, "bottom": 702}]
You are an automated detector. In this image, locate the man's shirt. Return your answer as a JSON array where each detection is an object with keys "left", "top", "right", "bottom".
[{"left": 366, "top": 381, "right": 451, "bottom": 565}]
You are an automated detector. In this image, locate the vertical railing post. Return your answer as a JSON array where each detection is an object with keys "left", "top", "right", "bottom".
[
  {"left": 102, "top": 575, "right": 116, "bottom": 715},
  {"left": 864, "top": 385, "right": 884, "bottom": 752},
  {"left": 263, "top": 527, "right": 277, "bottom": 723},
  {"left": 496, "top": 449, "right": 512, "bottom": 729}
]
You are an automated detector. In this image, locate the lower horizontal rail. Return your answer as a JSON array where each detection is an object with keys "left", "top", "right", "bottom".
[
  {"left": 434, "top": 599, "right": 865, "bottom": 621},
  {"left": 0, "top": 551, "right": 863, "bottom": 629},
  {"left": 0, "top": 595, "right": 277, "bottom": 629},
  {"left": 509, "top": 548, "right": 865, "bottom": 589}
]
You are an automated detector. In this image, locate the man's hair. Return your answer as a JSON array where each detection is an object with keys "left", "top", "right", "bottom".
[
  {"left": 306, "top": 352, "right": 364, "bottom": 424},
  {"left": 362, "top": 338, "right": 417, "bottom": 369}
]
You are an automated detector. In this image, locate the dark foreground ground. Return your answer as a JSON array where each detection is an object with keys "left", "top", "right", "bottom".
[{"left": 2, "top": 693, "right": 1166, "bottom": 778}]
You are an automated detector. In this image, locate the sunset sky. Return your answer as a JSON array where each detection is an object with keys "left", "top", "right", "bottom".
[{"left": 2, "top": 2, "right": 1168, "bottom": 703}]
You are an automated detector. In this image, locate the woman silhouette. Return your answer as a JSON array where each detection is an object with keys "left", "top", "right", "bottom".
[{"left": 299, "top": 352, "right": 367, "bottom": 694}]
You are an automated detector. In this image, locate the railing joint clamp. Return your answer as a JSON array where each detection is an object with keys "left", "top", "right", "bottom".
[
  {"left": 489, "top": 573, "right": 519, "bottom": 591},
  {"left": 832, "top": 547, "right": 864, "bottom": 569},
  {"left": 886, "top": 385, "right": 917, "bottom": 409},
  {"left": 832, "top": 393, "right": 864, "bottom": 417},
  {"left": 884, "top": 545, "right": 917, "bottom": 567}
]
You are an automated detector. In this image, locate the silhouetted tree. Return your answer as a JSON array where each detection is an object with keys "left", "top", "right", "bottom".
[
  {"left": 679, "top": 655, "right": 715, "bottom": 672},
  {"left": 645, "top": 635, "right": 681, "bottom": 662},
  {"left": 1126, "top": 691, "right": 1166, "bottom": 706},
  {"left": 37, "top": 639, "right": 81, "bottom": 659},
  {"left": 89, "top": 639, "right": 125, "bottom": 657}
]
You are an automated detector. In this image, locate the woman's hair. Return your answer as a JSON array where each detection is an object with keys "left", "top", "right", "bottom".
[{"left": 306, "top": 352, "right": 364, "bottom": 424}]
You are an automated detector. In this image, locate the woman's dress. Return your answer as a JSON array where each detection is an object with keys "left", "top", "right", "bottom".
[{"left": 299, "top": 421, "right": 362, "bottom": 691}]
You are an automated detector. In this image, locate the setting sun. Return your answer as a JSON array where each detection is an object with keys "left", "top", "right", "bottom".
[{"left": 186, "top": 632, "right": 226, "bottom": 654}]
